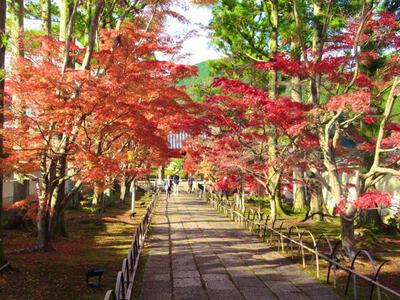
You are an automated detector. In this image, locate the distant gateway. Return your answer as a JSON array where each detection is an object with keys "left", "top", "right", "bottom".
[{"left": 168, "top": 132, "right": 190, "bottom": 149}]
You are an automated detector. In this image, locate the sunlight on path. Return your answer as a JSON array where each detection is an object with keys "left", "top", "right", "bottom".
[{"left": 135, "top": 194, "right": 342, "bottom": 300}]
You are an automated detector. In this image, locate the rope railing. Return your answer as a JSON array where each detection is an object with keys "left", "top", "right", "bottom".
[
  {"left": 104, "top": 191, "right": 160, "bottom": 300},
  {"left": 204, "top": 190, "right": 400, "bottom": 300}
]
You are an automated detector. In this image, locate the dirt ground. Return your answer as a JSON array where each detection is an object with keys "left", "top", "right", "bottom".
[{"left": 0, "top": 194, "right": 153, "bottom": 300}]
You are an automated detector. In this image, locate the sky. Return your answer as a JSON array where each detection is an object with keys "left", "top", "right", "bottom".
[
  {"left": 21, "top": 2, "right": 223, "bottom": 66},
  {"left": 163, "top": 4, "right": 223, "bottom": 64}
]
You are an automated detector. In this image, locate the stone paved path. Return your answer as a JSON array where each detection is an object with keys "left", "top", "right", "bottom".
[{"left": 136, "top": 194, "right": 342, "bottom": 300}]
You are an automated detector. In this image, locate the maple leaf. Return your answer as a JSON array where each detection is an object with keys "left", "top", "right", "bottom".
[{"left": 327, "top": 89, "right": 372, "bottom": 114}]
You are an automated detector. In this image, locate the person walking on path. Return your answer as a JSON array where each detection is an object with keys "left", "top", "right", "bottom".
[
  {"left": 165, "top": 176, "right": 173, "bottom": 199},
  {"left": 172, "top": 173, "right": 180, "bottom": 195}
]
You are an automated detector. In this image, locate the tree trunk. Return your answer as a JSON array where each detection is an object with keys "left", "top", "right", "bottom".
[
  {"left": 92, "top": 192, "right": 100, "bottom": 207},
  {"left": 333, "top": 178, "right": 356, "bottom": 254},
  {"left": 9, "top": 0, "right": 24, "bottom": 59},
  {"left": 35, "top": 140, "right": 54, "bottom": 252},
  {"left": 290, "top": 35, "right": 307, "bottom": 213},
  {"left": 68, "top": 180, "right": 80, "bottom": 209},
  {"left": 321, "top": 127, "right": 355, "bottom": 251},
  {"left": 328, "top": 165, "right": 357, "bottom": 253},
  {"left": 36, "top": 180, "right": 53, "bottom": 251},
  {"left": 233, "top": 192, "right": 238, "bottom": 210},
  {"left": 291, "top": 75, "right": 302, "bottom": 102},
  {"left": 310, "top": 184, "right": 324, "bottom": 221},
  {"left": 0, "top": 170, "right": 5, "bottom": 263},
  {"left": 290, "top": 0, "right": 302, "bottom": 100},
  {"left": 100, "top": 193, "right": 105, "bottom": 214},
  {"left": 322, "top": 142, "right": 343, "bottom": 204},
  {"left": 86, "top": 0, "right": 93, "bottom": 34},
  {"left": 40, "top": 0, "right": 51, "bottom": 35},
  {"left": 120, "top": 175, "right": 133, "bottom": 205},
  {"left": 157, "top": 165, "right": 165, "bottom": 191},
  {"left": 269, "top": 0, "right": 278, "bottom": 99},
  {"left": 310, "top": 0, "right": 323, "bottom": 105},
  {"left": 270, "top": 198, "right": 277, "bottom": 223},
  {"left": 266, "top": 0, "right": 281, "bottom": 223},
  {"left": 0, "top": 0, "right": 7, "bottom": 263},
  {"left": 341, "top": 207, "right": 357, "bottom": 258},
  {"left": 81, "top": 0, "right": 105, "bottom": 69},
  {"left": 120, "top": 176, "right": 128, "bottom": 205},
  {"left": 293, "top": 169, "right": 307, "bottom": 212},
  {"left": 9, "top": 0, "right": 27, "bottom": 226},
  {"left": 130, "top": 179, "right": 136, "bottom": 213},
  {"left": 55, "top": 210, "right": 67, "bottom": 237},
  {"left": 241, "top": 187, "right": 245, "bottom": 212},
  {"left": 59, "top": 0, "right": 70, "bottom": 41},
  {"left": 274, "top": 189, "right": 287, "bottom": 217},
  {"left": 48, "top": 153, "right": 67, "bottom": 238},
  {"left": 158, "top": 166, "right": 165, "bottom": 180},
  {"left": 104, "top": 188, "right": 111, "bottom": 202},
  {"left": 53, "top": 181, "right": 67, "bottom": 237}
]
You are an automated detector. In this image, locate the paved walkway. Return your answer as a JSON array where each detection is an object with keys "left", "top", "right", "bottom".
[{"left": 136, "top": 194, "right": 342, "bottom": 300}]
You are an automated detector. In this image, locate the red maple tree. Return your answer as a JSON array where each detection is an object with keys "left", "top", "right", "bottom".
[{"left": 3, "top": 21, "right": 202, "bottom": 251}]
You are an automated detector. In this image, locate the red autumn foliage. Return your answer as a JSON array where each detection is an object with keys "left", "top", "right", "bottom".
[
  {"left": 363, "top": 117, "right": 376, "bottom": 124},
  {"left": 327, "top": 89, "right": 372, "bottom": 114},
  {"left": 214, "top": 175, "right": 239, "bottom": 193},
  {"left": 256, "top": 52, "right": 304, "bottom": 78},
  {"left": 184, "top": 77, "right": 314, "bottom": 198},
  {"left": 4, "top": 22, "right": 203, "bottom": 186},
  {"left": 183, "top": 9, "right": 400, "bottom": 228},
  {"left": 354, "top": 190, "right": 392, "bottom": 210},
  {"left": 4, "top": 195, "right": 39, "bottom": 220},
  {"left": 336, "top": 190, "right": 391, "bottom": 215},
  {"left": 2, "top": 20, "right": 206, "bottom": 247}
]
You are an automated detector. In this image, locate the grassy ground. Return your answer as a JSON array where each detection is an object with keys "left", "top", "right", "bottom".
[
  {"left": 0, "top": 193, "right": 154, "bottom": 300},
  {"left": 233, "top": 198, "right": 400, "bottom": 299}
]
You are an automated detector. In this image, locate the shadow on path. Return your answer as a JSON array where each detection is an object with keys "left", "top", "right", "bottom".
[{"left": 134, "top": 194, "right": 343, "bottom": 300}]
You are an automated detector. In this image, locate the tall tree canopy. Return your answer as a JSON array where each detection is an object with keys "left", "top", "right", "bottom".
[
  {"left": 186, "top": 0, "right": 400, "bottom": 255},
  {"left": 2, "top": 0, "right": 205, "bottom": 251}
]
